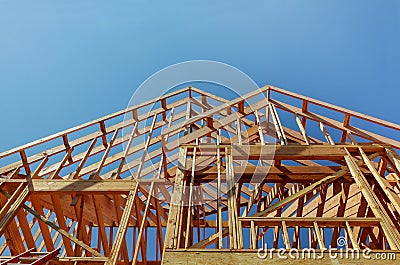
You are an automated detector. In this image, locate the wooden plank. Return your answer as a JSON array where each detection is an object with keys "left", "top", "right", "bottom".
[
  {"left": 269, "top": 85, "right": 400, "bottom": 131},
  {"left": 239, "top": 217, "right": 381, "bottom": 227},
  {"left": 132, "top": 182, "right": 154, "bottom": 264},
  {"left": 19, "top": 150, "right": 31, "bottom": 175},
  {"left": 1, "top": 190, "right": 101, "bottom": 257},
  {"left": 50, "top": 195, "right": 74, "bottom": 256},
  {"left": 106, "top": 183, "right": 139, "bottom": 264},
  {"left": 385, "top": 148, "right": 400, "bottom": 175},
  {"left": 341, "top": 114, "right": 351, "bottom": 142},
  {"left": 255, "top": 111, "right": 265, "bottom": 145},
  {"left": 30, "top": 195, "right": 55, "bottom": 251},
  {"left": 15, "top": 208, "right": 36, "bottom": 249},
  {"left": 301, "top": 100, "right": 308, "bottom": 128},
  {"left": 359, "top": 147, "right": 400, "bottom": 214},
  {"left": 345, "top": 221, "right": 359, "bottom": 250},
  {"left": 268, "top": 104, "right": 287, "bottom": 145},
  {"left": 313, "top": 221, "right": 325, "bottom": 249},
  {"left": 226, "top": 151, "right": 240, "bottom": 249},
  {"left": 189, "top": 229, "right": 229, "bottom": 249},
  {"left": 319, "top": 122, "right": 335, "bottom": 145},
  {"left": 71, "top": 195, "right": 87, "bottom": 256},
  {"left": 132, "top": 114, "right": 157, "bottom": 180},
  {"left": 216, "top": 136, "right": 223, "bottom": 249},
  {"left": 48, "top": 148, "right": 74, "bottom": 179},
  {"left": 164, "top": 147, "right": 187, "bottom": 249},
  {"left": 250, "top": 169, "right": 348, "bottom": 217},
  {"left": 31, "top": 156, "right": 49, "bottom": 179},
  {"left": 185, "top": 142, "right": 197, "bottom": 248},
  {"left": 230, "top": 144, "right": 384, "bottom": 160},
  {"left": 0, "top": 183, "right": 30, "bottom": 236},
  {"left": 116, "top": 122, "right": 137, "bottom": 178},
  {"left": 93, "top": 129, "right": 119, "bottom": 179},
  {"left": 71, "top": 138, "right": 97, "bottom": 179},
  {"left": 163, "top": 88, "right": 264, "bottom": 139},
  {"left": 344, "top": 149, "right": 400, "bottom": 250},
  {"left": 0, "top": 192, "right": 25, "bottom": 254},
  {"left": 92, "top": 195, "right": 110, "bottom": 256},
  {"left": 271, "top": 99, "right": 400, "bottom": 148},
  {"left": 250, "top": 221, "right": 257, "bottom": 249},
  {"left": 295, "top": 114, "right": 310, "bottom": 145},
  {"left": 30, "top": 179, "right": 151, "bottom": 193},
  {"left": 111, "top": 196, "right": 130, "bottom": 265},
  {"left": 281, "top": 221, "right": 290, "bottom": 249}
]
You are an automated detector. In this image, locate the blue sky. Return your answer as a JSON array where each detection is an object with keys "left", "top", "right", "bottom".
[{"left": 0, "top": 0, "right": 399, "bottom": 152}]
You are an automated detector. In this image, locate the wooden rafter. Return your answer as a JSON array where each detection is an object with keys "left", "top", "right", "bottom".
[{"left": 0, "top": 85, "right": 399, "bottom": 264}]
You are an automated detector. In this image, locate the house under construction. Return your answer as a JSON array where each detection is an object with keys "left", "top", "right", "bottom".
[{"left": 1, "top": 85, "right": 400, "bottom": 264}]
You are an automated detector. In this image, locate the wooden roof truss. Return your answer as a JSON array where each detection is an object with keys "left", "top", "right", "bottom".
[{"left": 0, "top": 85, "right": 400, "bottom": 264}]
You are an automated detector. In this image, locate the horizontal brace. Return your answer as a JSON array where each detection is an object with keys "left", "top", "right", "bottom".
[{"left": 239, "top": 217, "right": 381, "bottom": 227}]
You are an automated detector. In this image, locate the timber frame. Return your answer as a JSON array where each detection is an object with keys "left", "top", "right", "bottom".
[{"left": 1, "top": 85, "right": 400, "bottom": 264}]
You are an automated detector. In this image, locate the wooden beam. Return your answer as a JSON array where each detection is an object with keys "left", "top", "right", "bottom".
[
  {"left": 50, "top": 195, "right": 74, "bottom": 256},
  {"left": 164, "top": 147, "right": 187, "bottom": 249},
  {"left": 345, "top": 221, "right": 359, "bottom": 250},
  {"left": 268, "top": 104, "right": 287, "bottom": 145},
  {"left": 239, "top": 217, "right": 381, "bottom": 227},
  {"left": 344, "top": 149, "right": 400, "bottom": 250},
  {"left": 92, "top": 195, "right": 110, "bottom": 256},
  {"left": 106, "top": 183, "right": 139, "bottom": 264},
  {"left": 250, "top": 169, "right": 348, "bottom": 217},
  {"left": 0, "top": 183, "right": 30, "bottom": 236},
  {"left": 29, "top": 179, "right": 161, "bottom": 193},
  {"left": 359, "top": 147, "right": 400, "bottom": 214},
  {"left": 295, "top": 114, "right": 310, "bottom": 145},
  {"left": 1, "top": 190, "right": 102, "bottom": 257},
  {"left": 189, "top": 229, "right": 229, "bottom": 249},
  {"left": 313, "top": 221, "right": 325, "bottom": 249}
]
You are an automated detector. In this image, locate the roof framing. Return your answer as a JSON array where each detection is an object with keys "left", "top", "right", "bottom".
[{"left": 0, "top": 85, "right": 400, "bottom": 264}]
